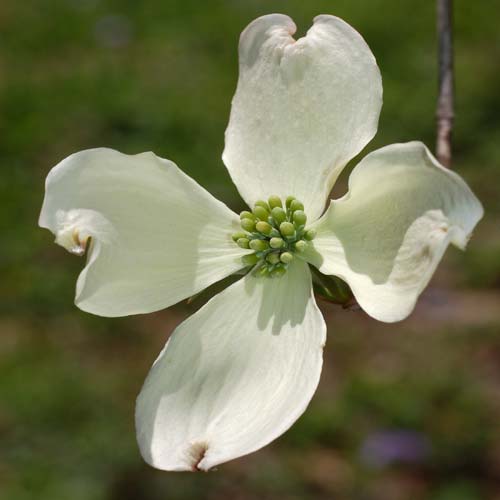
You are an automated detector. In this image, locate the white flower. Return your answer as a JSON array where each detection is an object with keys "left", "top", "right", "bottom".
[{"left": 39, "top": 14, "right": 483, "bottom": 471}]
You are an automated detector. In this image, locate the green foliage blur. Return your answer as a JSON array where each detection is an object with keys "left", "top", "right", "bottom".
[{"left": 1, "top": 1, "right": 499, "bottom": 499}]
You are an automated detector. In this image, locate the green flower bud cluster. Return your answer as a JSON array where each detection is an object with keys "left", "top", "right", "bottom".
[{"left": 231, "top": 195, "right": 316, "bottom": 278}]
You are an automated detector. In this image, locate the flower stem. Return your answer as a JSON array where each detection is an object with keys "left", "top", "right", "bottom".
[{"left": 436, "top": 0, "right": 454, "bottom": 168}]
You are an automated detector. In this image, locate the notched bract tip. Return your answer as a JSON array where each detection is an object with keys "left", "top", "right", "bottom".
[
  {"left": 187, "top": 441, "right": 210, "bottom": 472},
  {"left": 52, "top": 208, "right": 116, "bottom": 257}
]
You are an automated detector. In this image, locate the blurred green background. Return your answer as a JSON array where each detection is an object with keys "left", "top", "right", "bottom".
[{"left": 1, "top": 0, "right": 499, "bottom": 499}]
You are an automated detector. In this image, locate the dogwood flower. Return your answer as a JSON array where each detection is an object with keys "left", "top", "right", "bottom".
[{"left": 39, "top": 14, "right": 482, "bottom": 471}]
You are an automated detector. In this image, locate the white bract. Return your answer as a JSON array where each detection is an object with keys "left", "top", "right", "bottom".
[{"left": 39, "top": 14, "right": 483, "bottom": 471}]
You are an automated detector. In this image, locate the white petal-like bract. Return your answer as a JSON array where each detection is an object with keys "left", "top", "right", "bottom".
[
  {"left": 305, "top": 142, "right": 483, "bottom": 322},
  {"left": 223, "top": 14, "right": 382, "bottom": 221},
  {"left": 39, "top": 148, "right": 250, "bottom": 317},
  {"left": 135, "top": 261, "right": 326, "bottom": 471}
]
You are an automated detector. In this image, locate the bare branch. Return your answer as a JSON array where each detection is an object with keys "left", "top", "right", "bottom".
[{"left": 436, "top": 0, "right": 454, "bottom": 168}]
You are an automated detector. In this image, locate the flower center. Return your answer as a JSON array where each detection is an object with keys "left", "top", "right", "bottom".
[{"left": 231, "top": 195, "right": 316, "bottom": 278}]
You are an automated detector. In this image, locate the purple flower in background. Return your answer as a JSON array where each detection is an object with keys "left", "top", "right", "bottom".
[{"left": 361, "top": 430, "right": 432, "bottom": 467}]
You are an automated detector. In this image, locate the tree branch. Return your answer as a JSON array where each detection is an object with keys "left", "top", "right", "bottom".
[{"left": 436, "top": 0, "right": 454, "bottom": 168}]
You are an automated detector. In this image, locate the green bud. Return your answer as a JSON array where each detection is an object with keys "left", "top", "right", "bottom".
[
  {"left": 254, "top": 200, "right": 270, "bottom": 211},
  {"left": 304, "top": 229, "right": 316, "bottom": 241},
  {"left": 249, "top": 239, "right": 269, "bottom": 252},
  {"left": 280, "top": 252, "right": 293, "bottom": 264},
  {"left": 241, "top": 218, "right": 256, "bottom": 232},
  {"left": 242, "top": 253, "right": 258, "bottom": 266},
  {"left": 232, "top": 231, "right": 247, "bottom": 242},
  {"left": 270, "top": 267, "right": 287, "bottom": 278},
  {"left": 266, "top": 252, "right": 280, "bottom": 265},
  {"left": 285, "top": 196, "right": 295, "bottom": 209},
  {"left": 293, "top": 210, "right": 307, "bottom": 226},
  {"left": 239, "top": 210, "right": 255, "bottom": 220},
  {"left": 295, "top": 240, "right": 307, "bottom": 252},
  {"left": 269, "top": 237, "right": 284, "bottom": 249},
  {"left": 271, "top": 207, "right": 287, "bottom": 225},
  {"left": 236, "top": 238, "right": 250, "bottom": 249},
  {"left": 268, "top": 195, "right": 283, "bottom": 209},
  {"left": 253, "top": 205, "right": 269, "bottom": 220},
  {"left": 290, "top": 199, "right": 304, "bottom": 212},
  {"left": 255, "top": 221, "right": 273, "bottom": 235},
  {"left": 279, "top": 221, "right": 295, "bottom": 237},
  {"left": 257, "top": 266, "right": 269, "bottom": 277}
]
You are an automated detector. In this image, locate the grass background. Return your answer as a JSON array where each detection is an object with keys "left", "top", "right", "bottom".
[{"left": 1, "top": 0, "right": 499, "bottom": 499}]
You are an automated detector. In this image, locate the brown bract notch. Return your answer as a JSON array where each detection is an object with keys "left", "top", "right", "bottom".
[{"left": 188, "top": 441, "right": 209, "bottom": 472}]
